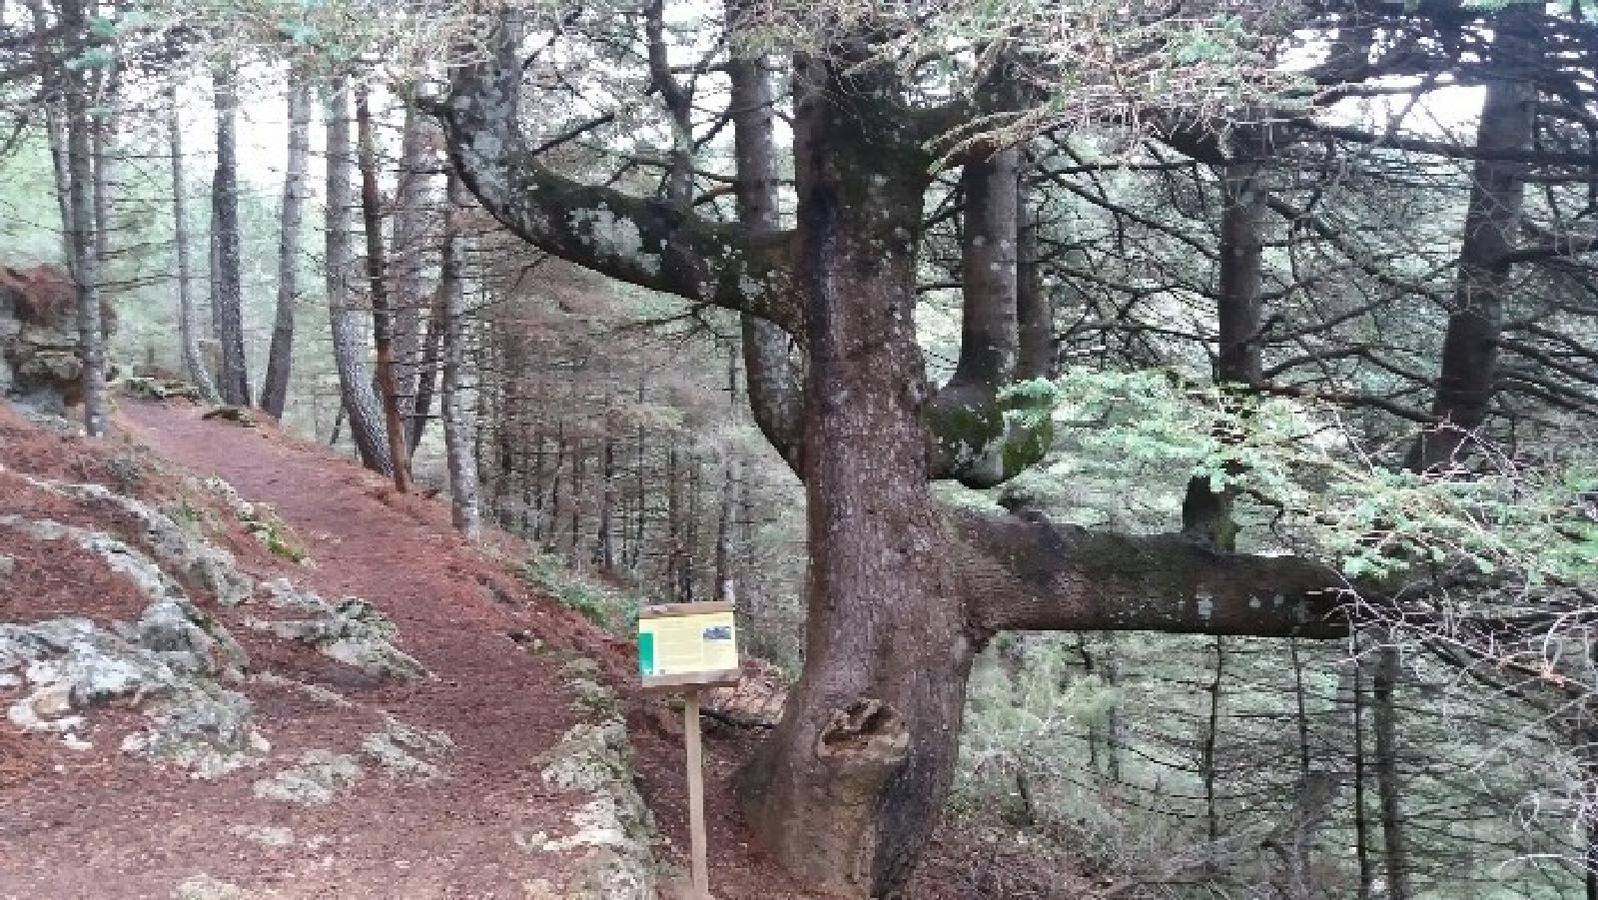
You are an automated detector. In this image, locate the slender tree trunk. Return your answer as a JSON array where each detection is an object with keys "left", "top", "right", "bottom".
[
  {"left": 167, "top": 85, "right": 218, "bottom": 402},
  {"left": 59, "top": 0, "right": 105, "bottom": 436},
  {"left": 440, "top": 173, "right": 481, "bottom": 539},
  {"left": 408, "top": 299, "right": 443, "bottom": 450},
  {"left": 1202, "top": 636, "right": 1226, "bottom": 869},
  {"left": 1015, "top": 178, "right": 1053, "bottom": 381},
  {"left": 568, "top": 441, "right": 586, "bottom": 570},
  {"left": 210, "top": 63, "right": 250, "bottom": 405},
  {"left": 90, "top": 67, "right": 118, "bottom": 323},
  {"left": 666, "top": 440, "right": 683, "bottom": 599},
  {"left": 390, "top": 107, "right": 436, "bottom": 447},
  {"left": 322, "top": 78, "right": 393, "bottom": 475},
  {"left": 1373, "top": 644, "right": 1411, "bottom": 900},
  {"left": 1351, "top": 656, "right": 1374, "bottom": 900},
  {"left": 31, "top": 0, "right": 72, "bottom": 265},
  {"left": 355, "top": 86, "right": 413, "bottom": 493},
  {"left": 260, "top": 79, "right": 311, "bottom": 418},
  {"left": 1182, "top": 154, "right": 1266, "bottom": 549},
  {"left": 726, "top": 5, "right": 803, "bottom": 470},
  {"left": 599, "top": 434, "right": 616, "bottom": 569}
]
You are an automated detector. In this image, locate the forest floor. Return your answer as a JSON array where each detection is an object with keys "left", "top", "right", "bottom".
[{"left": 2, "top": 395, "right": 1072, "bottom": 899}]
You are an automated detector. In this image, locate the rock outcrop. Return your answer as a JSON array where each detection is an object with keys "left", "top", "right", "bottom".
[{"left": 0, "top": 264, "right": 110, "bottom": 415}]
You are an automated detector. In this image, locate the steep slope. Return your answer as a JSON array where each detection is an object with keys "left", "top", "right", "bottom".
[{"left": 0, "top": 399, "right": 661, "bottom": 897}]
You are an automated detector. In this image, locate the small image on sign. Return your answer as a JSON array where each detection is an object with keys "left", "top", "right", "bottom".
[{"left": 637, "top": 602, "right": 740, "bottom": 690}]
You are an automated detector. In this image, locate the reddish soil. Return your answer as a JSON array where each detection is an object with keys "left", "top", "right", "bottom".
[{"left": 2, "top": 398, "right": 836, "bottom": 899}]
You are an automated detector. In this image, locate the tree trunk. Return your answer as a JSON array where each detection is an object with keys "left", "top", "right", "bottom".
[
  {"left": 59, "top": 0, "right": 105, "bottom": 437},
  {"left": 1373, "top": 644, "right": 1412, "bottom": 900},
  {"left": 737, "top": 55, "right": 971, "bottom": 898},
  {"left": 1182, "top": 155, "right": 1266, "bottom": 549},
  {"left": 390, "top": 107, "right": 436, "bottom": 447},
  {"left": 167, "top": 85, "right": 219, "bottom": 402},
  {"left": 440, "top": 173, "right": 480, "bottom": 539},
  {"left": 356, "top": 86, "right": 414, "bottom": 493},
  {"left": 408, "top": 298, "right": 443, "bottom": 451},
  {"left": 210, "top": 63, "right": 250, "bottom": 406},
  {"left": 598, "top": 433, "right": 616, "bottom": 570},
  {"left": 1015, "top": 178, "right": 1053, "bottom": 381},
  {"left": 726, "top": 5, "right": 804, "bottom": 470},
  {"left": 323, "top": 78, "right": 394, "bottom": 476},
  {"left": 1406, "top": 20, "right": 1535, "bottom": 471},
  {"left": 260, "top": 79, "right": 311, "bottom": 418}
]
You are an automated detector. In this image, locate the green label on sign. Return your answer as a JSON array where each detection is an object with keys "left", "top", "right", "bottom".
[{"left": 638, "top": 631, "right": 655, "bottom": 676}]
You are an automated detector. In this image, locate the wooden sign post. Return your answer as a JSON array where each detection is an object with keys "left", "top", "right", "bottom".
[{"left": 638, "top": 601, "right": 740, "bottom": 900}]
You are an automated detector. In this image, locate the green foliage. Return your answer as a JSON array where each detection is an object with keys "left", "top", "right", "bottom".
[
  {"left": 1049, "top": 367, "right": 1598, "bottom": 586},
  {"left": 521, "top": 553, "right": 644, "bottom": 633}
]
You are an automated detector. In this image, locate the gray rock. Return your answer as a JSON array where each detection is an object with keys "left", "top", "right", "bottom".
[
  {"left": 13, "top": 474, "right": 255, "bottom": 607},
  {"left": 251, "top": 750, "right": 363, "bottom": 805},
  {"left": 526, "top": 668, "right": 657, "bottom": 899},
  {"left": 252, "top": 581, "right": 426, "bottom": 679},
  {"left": 360, "top": 718, "right": 455, "bottom": 782},
  {"left": 171, "top": 874, "right": 246, "bottom": 900},
  {"left": 0, "top": 553, "right": 13, "bottom": 578},
  {"left": 230, "top": 824, "right": 296, "bottom": 848}
]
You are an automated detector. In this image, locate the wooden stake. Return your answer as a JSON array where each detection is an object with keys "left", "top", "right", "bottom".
[{"left": 685, "top": 690, "right": 710, "bottom": 899}]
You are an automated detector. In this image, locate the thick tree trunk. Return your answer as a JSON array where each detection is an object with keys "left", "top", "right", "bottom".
[
  {"left": 323, "top": 79, "right": 394, "bottom": 476},
  {"left": 355, "top": 86, "right": 413, "bottom": 493},
  {"left": 260, "top": 80, "right": 311, "bottom": 418},
  {"left": 210, "top": 64, "right": 250, "bottom": 406},
  {"left": 60, "top": 0, "right": 105, "bottom": 437},
  {"left": 1406, "top": 23, "right": 1535, "bottom": 472},
  {"left": 440, "top": 174, "right": 480, "bottom": 539},
  {"left": 738, "top": 56, "right": 971, "bottom": 898},
  {"left": 167, "top": 85, "right": 218, "bottom": 403}
]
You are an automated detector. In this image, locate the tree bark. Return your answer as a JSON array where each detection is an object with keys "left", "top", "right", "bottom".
[
  {"left": 440, "top": 173, "right": 480, "bottom": 539},
  {"left": 167, "top": 84, "right": 218, "bottom": 403},
  {"left": 926, "top": 145, "right": 1022, "bottom": 488},
  {"left": 1373, "top": 644, "right": 1412, "bottom": 900},
  {"left": 210, "top": 63, "right": 250, "bottom": 406},
  {"left": 260, "top": 79, "right": 311, "bottom": 418},
  {"left": 1015, "top": 178, "right": 1053, "bottom": 381},
  {"left": 355, "top": 85, "right": 413, "bottom": 493},
  {"left": 1181, "top": 155, "right": 1266, "bottom": 549},
  {"left": 736, "top": 54, "right": 970, "bottom": 897},
  {"left": 390, "top": 106, "right": 436, "bottom": 448},
  {"left": 59, "top": 0, "right": 104, "bottom": 437},
  {"left": 1405, "top": 20, "right": 1536, "bottom": 472},
  {"left": 726, "top": 3, "right": 804, "bottom": 471},
  {"left": 323, "top": 78, "right": 394, "bottom": 476}
]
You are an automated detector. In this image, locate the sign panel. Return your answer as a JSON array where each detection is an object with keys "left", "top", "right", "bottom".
[{"left": 637, "top": 601, "right": 741, "bottom": 691}]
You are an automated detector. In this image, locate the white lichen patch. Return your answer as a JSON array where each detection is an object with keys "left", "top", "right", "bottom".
[{"left": 569, "top": 205, "right": 661, "bottom": 276}]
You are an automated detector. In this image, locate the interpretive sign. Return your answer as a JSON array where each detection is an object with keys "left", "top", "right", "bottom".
[{"left": 637, "top": 601, "right": 740, "bottom": 691}]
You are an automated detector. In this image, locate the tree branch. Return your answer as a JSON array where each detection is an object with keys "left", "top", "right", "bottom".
[
  {"left": 433, "top": 15, "right": 801, "bottom": 334},
  {"left": 955, "top": 507, "right": 1354, "bottom": 638}
]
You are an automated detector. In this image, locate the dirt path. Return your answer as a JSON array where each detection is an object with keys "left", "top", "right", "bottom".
[
  {"left": 108, "top": 400, "right": 824, "bottom": 899},
  {"left": 1, "top": 401, "right": 621, "bottom": 898}
]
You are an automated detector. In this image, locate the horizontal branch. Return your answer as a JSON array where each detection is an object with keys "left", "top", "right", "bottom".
[{"left": 955, "top": 507, "right": 1355, "bottom": 638}]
